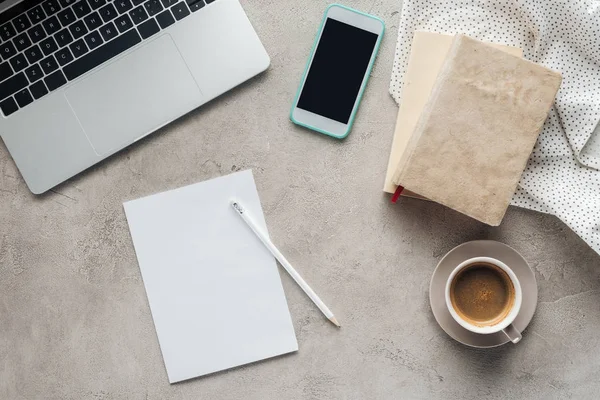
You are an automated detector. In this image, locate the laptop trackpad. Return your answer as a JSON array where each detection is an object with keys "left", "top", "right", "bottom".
[{"left": 65, "top": 34, "right": 203, "bottom": 156}]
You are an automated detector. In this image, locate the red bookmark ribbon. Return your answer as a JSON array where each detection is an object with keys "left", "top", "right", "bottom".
[{"left": 391, "top": 186, "right": 404, "bottom": 203}]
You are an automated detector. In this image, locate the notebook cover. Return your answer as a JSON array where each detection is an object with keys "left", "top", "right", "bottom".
[
  {"left": 383, "top": 32, "right": 523, "bottom": 196},
  {"left": 392, "top": 35, "right": 562, "bottom": 225}
]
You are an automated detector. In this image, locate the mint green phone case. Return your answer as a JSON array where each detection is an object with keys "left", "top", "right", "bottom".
[{"left": 289, "top": 4, "right": 384, "bottom": 139}]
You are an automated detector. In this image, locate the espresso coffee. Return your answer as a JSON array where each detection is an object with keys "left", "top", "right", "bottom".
[{"left": 449, "top": 262, "right": 515, "bottom": 327}]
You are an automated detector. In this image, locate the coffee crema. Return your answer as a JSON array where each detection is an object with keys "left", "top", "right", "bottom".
[{"left": 449, "top": 262, "right": 515, "bottom": 327}]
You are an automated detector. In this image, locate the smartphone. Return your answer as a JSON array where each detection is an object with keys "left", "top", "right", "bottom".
[{"left": 290, "top": 4, "right": 384, "bottom": 139}]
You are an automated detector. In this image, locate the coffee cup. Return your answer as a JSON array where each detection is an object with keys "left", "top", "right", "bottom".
[{"left": 445, "top": 257, "right": 522, "bottom": 343}]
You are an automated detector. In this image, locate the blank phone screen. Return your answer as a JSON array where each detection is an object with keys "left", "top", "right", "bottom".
[{"left": 297, "top": 18, "right": 378, "bottom": 124}]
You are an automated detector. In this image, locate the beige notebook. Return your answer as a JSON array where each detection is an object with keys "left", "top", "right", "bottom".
[
  {"left": 392, "top": 35, "right": 562, "bottom": 226},
  {"left": 383, "top": 32, "right": 523, "bottom": 195}
]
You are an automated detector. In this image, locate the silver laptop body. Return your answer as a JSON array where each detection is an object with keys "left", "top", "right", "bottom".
[{"left": 0, "top": 0, "right": 269, "bottom": 193}]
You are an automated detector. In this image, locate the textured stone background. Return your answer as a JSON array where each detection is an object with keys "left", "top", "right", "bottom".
[{"left": 1, "top": 0, "right": 600, "bottom": 399}]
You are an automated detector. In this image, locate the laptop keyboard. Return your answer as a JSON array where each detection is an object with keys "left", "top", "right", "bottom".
[{"left": 0, "top": 0, "right": 217, "bottom": 116}]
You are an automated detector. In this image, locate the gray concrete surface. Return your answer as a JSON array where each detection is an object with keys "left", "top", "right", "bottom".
[{"left": 1, "top": 0, "right": 600, "bottom": 399}]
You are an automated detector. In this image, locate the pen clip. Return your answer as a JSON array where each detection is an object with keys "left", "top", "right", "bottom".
[{"left": 231, "top": 200, "right": 244, "bottom": 214}]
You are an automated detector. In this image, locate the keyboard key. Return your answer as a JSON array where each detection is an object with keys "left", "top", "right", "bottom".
[
  {"left": 13, "top": 32, "right": 32, "bottom": 52},
  {"left": 44, "top": 69, "right": 67, "bottom": 90},
  {"left": 29, "top": 80, "right": 49, "bottom": 99},
  {"left": 132, "top": 0, "right": 144, "bottom": 5},
  {"left": 55, "top": 28, "right": 73, "bottom": 47},
  {"left": 0, "top": 97, "right": 18, "bottom": 116},
  {"left": 42, "top": 0, "right": 62, "bottom": 16},
  {"left": 40, "top": 36, "right": 58, "bottom": 55},
  {"left": 0, "top": 23, "right": 16, "bottom": 41},
  {"left": 27, "top": 24, "right": 47, "bottom": 43},
  {"left": 25, "top": 63, "right": 43, "bottom": 82},
  {"left": 115, "top": 14, "right": 133, "bottom": 32},
  {"left": 55, "top": 47, "right": 74, "bottom": 65},
  {"left": 9, "top": 54, "right": 28, "bottom": 72},
  {"left": 58, "top": 7, "right": 77, "bottom": 26},
  {"left": 13, "top": 15, "right": 32, "bottom": 33},
  {"left": 88, "top": 0, "right": 107, "bottom": 10},
  {"left": 73, "top": 0, "right": 92, "bottom": 18},
  {"left": 24, "top": 45, "right": 43, "bottom": 64},
  {"left": 69, "top": 20, "right": 88, "bottom": 39},
  {"left": 143, "top": 0, "right": 163, "bottom": 16},
  {"left": 27, "top": 6, "right": 47, "bottom": 24},
  {"left": 205, "top": 0, "right": 215, "bottom": 3},
  {"left": 0, "top": 61, "right": 13, "bottom": 82},
  {"left": 0, "top": 41, "right": 17, "bottom": 60},
  {"left": 186, "top": 0, "right": 204, "bottom": 12},
  {"left": 99, "top": 3, "right": 118, "bottom": 22},
  {"left": 70, "top": 39, "right": 88, "bottom": 57},
  {"left": 115, "top": 0, "right": 133, "bottom": 14},
  {"left": 155, "top": 9, "right": 174, "bottom": 29},
  {"left": 0, "top": 72, "right": 28, "bottom": 100},
  {"left": 137, "top": 18, "right": 158, "bottom": 39},
  {"left": 83, "top": 30, "right": 103, "bottom": 50},
  {"left": 15, "top": 88, "right": 33, "bottom": 107},
  {"left": 42, "top": 16, "right": 61, "bottom": 35},
  {"left": 64, "top": 28, "right": 140, "bottom": 80},
  {"left": 170, "top": 2, "right": 189, "bottom": 20},
  {"left": 84, "top": 11, "right": 102, "bottom": 30},
  {"left": 129, "top": 6, "right": 148, "bottom": 24},
  {"left": 58, "top": 0, "right": 76, "bottom": 7},
  {"left": 160, "top": 0, "right": 177, "bottom": 7},
  {"left": 99, "top": 22, "right": 117, "bottom": 41},
  {"left": 40, "top": 55, "right": 59, "bottom": 74}
]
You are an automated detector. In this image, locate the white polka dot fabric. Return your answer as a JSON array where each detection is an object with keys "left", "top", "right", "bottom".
[{"left": 389, "top": 0, "right": 600, "bottom": 255}]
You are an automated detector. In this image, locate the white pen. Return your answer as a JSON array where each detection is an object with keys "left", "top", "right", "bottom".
[{"left": 231, "top": 200, "right": 340, "bottom": 328}]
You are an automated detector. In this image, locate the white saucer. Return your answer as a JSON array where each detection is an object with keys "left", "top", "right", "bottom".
[{"left": 429, "top": 240, "right": 538, "bottom": 348}]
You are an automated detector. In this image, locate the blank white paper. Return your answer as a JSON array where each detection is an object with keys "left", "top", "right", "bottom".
[{"left": 123, "top": 170, "right": 297, "bottom": 383}]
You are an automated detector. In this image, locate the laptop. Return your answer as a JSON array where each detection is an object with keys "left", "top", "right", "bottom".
[{"left": 0, "top": 0, "right": 269, "bottom": 194}]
